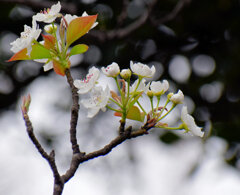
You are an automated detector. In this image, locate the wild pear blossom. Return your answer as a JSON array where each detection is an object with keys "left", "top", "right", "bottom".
[
  {"left": 181, "top": 106, "right": 204, "bottom": 137},
  {"left": 33, "top": 1, "right": 61, "bottom": 23},
  {"left": 130, "top": 79, "right": 150, "bottom": 94},
  {"left": 81, "top": 86, "right": 110, "bottom": 118},
  {"left": 149, "top": 80, "right": 169, "bottom": 96},
  {"left": 10, "top": 20, "right": 41, "bottom": 54},
  {"left": 130, "top": 61, "right": 155, "bottom": 78},
  {"left": 101, "top": 62, "right": 120, "bottom": 77},
  {"left": 170, "top": 90, "right": 184, "bottom": 104},
  {"left": 74, "top": 67, "right": 100, "bottom": 94}
]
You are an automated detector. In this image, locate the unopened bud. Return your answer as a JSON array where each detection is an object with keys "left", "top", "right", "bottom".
[
  {"left": 120, "top": 69, "right": 131, "bottom": 80},
  {"left": 21, "top": 94, "right": 31, "bottom": 114},
  {"left": 44, "top": 24, "right": 57, "bottom": 34},
  {"left": 167, "top": 92, "right": 174, "bottom": 100},
  {"left": 170, "top": 90, "right": 184, "bottom": 104},
  {"left": 147, "top": 90, "right": 153, "bottom": 98}
]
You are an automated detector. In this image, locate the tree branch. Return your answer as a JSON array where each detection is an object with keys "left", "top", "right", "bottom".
[
  {"left": 0, "top": 0, "right": 77, "bottom": 14},
  {"left": 22, "top": 113, "right": 64, "bottom": 194},
  {"left": 65, "top": 69, "right": 82, "bottom": 155},
  {"left": 117, "top": 0, "right": 130, "bottom": 27},
  {"left": 90, "top": 0, "right": 158, "bottom": 42},
  {"left": 61, "top": 125, "right": 151, "bottom": 183},
  {"left": 150, "top": 0, "right": 191, "bottom": 26}
]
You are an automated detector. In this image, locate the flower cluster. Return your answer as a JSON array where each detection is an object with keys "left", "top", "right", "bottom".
[
  {"left": 10, "top": 2, "right": 203, "bottom": 138},
  {"left": 74, "top": 61, "right": 204, "bottom": 137},
  {"left": 8, "top": 1, "right": 98, "bottom": 76}
]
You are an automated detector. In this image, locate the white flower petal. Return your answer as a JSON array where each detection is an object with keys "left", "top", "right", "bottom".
[
  {"left": 33, "top": 1, "right": 61, "bottom": 23},
  {"left": 170, "top": 90, "right": 184, "bottom": 104},
  {"left": 101, "top": 62, "right": 120, "bottom": 77},
  {"left": 10, "top": 22, "right": 41, "bottom": 54},
  {"left": 63, "top": 14, "right": 78, "bottom": 26},
  {"left": 181, "top": 106, "right": 204, "bottom": 137},
  {"left": 43, "top": 61, "right": 53, "bottom": 71},
  {"left": 130, "top": 61, "right": 155, "bottom": 78},
  {"left": 130, "top": 79, "right": 149, "bottom": 94},
  {"left": 74, "top": 67, "right": 100, "bottom": 94},
  {"left": 150, "top": 80, "right": 169, "bottom": 95},
  {"left": 80, "top": 86, "right": 110, "bottom": 118}
]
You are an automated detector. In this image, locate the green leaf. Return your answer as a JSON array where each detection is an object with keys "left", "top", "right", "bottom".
[
  {"left": 69, "top": 44, "right": 88, "bottom": 56},
  {"left": 126, "top": 106, "right": 145, "bottom": 122},
  {"left": 66, "top": 15, "right": 97, "bottom": 47},
  {"left": 114, "top": 106, "right": 145, "bottom": 121},
  {"left": 7, "top": 43, "right": 52, "bottom": 62},
  {"left": 30, "top": 44, "right": 52, "bottom": 59}
]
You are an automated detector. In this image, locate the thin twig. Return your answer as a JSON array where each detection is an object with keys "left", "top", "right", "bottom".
[
  {"left": 90, "top": 0, "right": 158, "bottom": 41},
  {"left": 62, "top": 124, "right": 151, "bottom": 183},
  {"left": 0, "top": 0, "right": 77, "bottom": 14},
  {"left": 65, "top": 69, "right": 82, "bottom": 155},
  {"left": 22, "top": 113, "right": 64, "bottom": 194},
  {"left": 150, "top": 0, "right": 191, "bottom": 26},
  {"left": 117, "top": 0, "right": 129, "bottom": 27}
]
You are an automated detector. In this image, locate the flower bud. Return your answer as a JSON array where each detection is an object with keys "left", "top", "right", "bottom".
[
  {"left": 167, "top": 92, "right": 174, "bottom": 99},
  {"left": 44, "top": 24, "right": 57, "bottom": 34},
  {"left": 170, "top": 90, "right": 184, "bottom": 104},
  {"left": 147, "top": 90, "right": 153, "bottom": 98},
  {"left": 21, "top": 94, "right": 31, "bottom": 114},
  {"left": 120, "top": 69, "right": 131, "bottom": 80}
]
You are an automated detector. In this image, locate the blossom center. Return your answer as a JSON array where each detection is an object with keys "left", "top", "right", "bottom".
[
  {"left": 83, "top": 73, "right": 93, "bottom": 83},
  {"left": 21, "top": 27, "right": 31, "bottom": 39},
  {"left": 40, "top": 8, "right": 51, "bottom": 14}
]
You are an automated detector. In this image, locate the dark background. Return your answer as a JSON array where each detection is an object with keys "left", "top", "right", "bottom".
[{"left": 0, "top": 0, "right": 240, "bottom": 166}]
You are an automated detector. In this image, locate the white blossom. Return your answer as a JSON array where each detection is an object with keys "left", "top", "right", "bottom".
[
  {"left": 10, "top": 20, "right": 41, "bottom": 54},
  {"left": 81, "top": 86, "right": 110, "bottom": 118},
  {"left": 62, "top": 14, "right": 78, "bottom": 26},
  {"left": 74, "top": 67, "right": 100, "bottom": 94},
  {"left": 181, "top": 106, "right": 204, "bottom": 137},
  {"left": 33, "top": 1, "right": 61, "bottom": 23},
  {"left": 170, "top": 90, "right": 184, "bottom": 104},
  {"left": 101, "top": 62, "right": 120, "bottom": 77},
  {"left": 150, "top": 80, "right": 169, "bottom": 96},
  {"left": 130, "top": 61, "right": 155, "bottom": 78},
  {"left": 130, "top": 79, "right": 150, "bottom": 94},
  {"left": 34, "top": 59, "right": 53, "bottom": 71}
]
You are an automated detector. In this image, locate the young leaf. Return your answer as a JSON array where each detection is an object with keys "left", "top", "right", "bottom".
[
  {"left": 52, "top": 59, "right": 71, "bottom": 76},
  {"left": 42, "top": 34, "right": 56, "bottom": 50},
  {"left": 53, "top": 60, "right": 65, "bottom": 76},
  {"left": 8, "top": 44, "right": 52, "bottom": 62},
  {"left": 114, "top": 106, "right": 145, "bottom": 122},
  {"left": 66, "top": 15, "right": 97, "bottom": 47},
  {"left": 7, "top": 48, "right": 30, "bottom": 62},
  {"left": 69, "top": 44, "right": 88, "bottom": 56},
  {"left": 30, "top": 44, "right": 52, "bottom": 59}
]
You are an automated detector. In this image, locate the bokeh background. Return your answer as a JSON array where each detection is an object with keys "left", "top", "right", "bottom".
[{"left": 0, "top": 0, "right": 240, "bottom": 194}]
